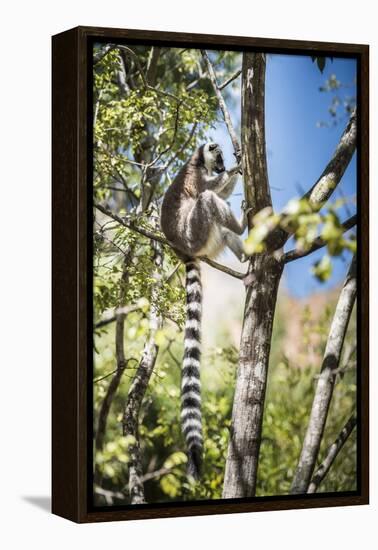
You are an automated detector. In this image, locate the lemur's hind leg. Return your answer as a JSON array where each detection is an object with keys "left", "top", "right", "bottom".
[{"left": 222, "top": 229, "right": 248, "bottom": 262}]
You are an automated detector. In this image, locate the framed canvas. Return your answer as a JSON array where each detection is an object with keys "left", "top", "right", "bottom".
[{"left": 52, "top": 26, "right": 369, "bottom": 523}]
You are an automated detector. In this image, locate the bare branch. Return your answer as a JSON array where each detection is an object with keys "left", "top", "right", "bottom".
[
  {"left": 141, "top": 466, "right": 172, "bottom": 483},
  {"left": 95, "top": 203, "right": 245, "bottom": 279},
  {"left": 93, "top": 359, "right": 138, "bottom": 384},
  {"left": 219, "top": 68, "right": 242, "bottom": 90},
  {"left": 291, "top": 255, "right": 357, "bottom": 494},
  {"left": 94, "top": 486, "right": 127, "bottom": 505},
  {"left": 304, "top": 109, "right": 357, "bottom": 210},
  {"left": 200, "top": 256, "right": 245, "bottom": 280},
  {"left": 146, "top": 47, "right": 161, "bottom": 86},
  {"left": 307, "top": 415, "right": 357, "bottom": 493},
  {"left": 164, "top": 122, "right": 198, "bottom": 170},
  {"left": 148, "top": 99, "right": 183, "bottom": 168},
  {"left": 95, "top": 202, "right": 169, "bottom": 246},
  {"left": 283, "top": 214, "right": 357, "bottom": 263},
  {"left": 200, "top": 50, "right": 241, "bottom": 160},
  {"left": 95, "top": 304, "right": 142, "bottom": 329}
]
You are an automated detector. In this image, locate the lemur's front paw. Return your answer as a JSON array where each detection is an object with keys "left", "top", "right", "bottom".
[
  {"left": 234, "top": 150, "right": 242, "bottom": 165},
  {"left": 229, "top": 164, "right": 242, "bottom": 176},
  {"left": 241, "top": 200, "right": 253, "bottom": 215}
]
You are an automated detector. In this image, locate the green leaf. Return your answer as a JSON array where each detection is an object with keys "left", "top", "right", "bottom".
[{"left": 311, "top": 254, "right": 333, "bottom": 282}]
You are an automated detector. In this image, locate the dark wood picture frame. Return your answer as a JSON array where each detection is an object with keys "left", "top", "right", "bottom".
[{"left": 52, "top": 26, "right": 369, "bottom": 523}]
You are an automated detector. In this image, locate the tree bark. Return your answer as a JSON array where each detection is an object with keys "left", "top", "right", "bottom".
[
  {"left": 122, "top": 221, "right": 163, "bottom": 504},
  {"left": 291, "top": 255, "right": 357, "bottom": 494},
  {"left": 223, "top": 254, "right": 283, "bottom": 497},
  {"left": 223, "top": 53, "right": 282, "bottom": 498},
  {"left": 304, "top": 109, "right": 356, "bottom": 210},
  {"left": 240, "top": 52, "right": 272, "bottom": 218}
]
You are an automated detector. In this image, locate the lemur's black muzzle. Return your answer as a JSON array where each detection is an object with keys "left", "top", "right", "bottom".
[{"left": 214, "top": 152, "right": 225, "bottom": 174}]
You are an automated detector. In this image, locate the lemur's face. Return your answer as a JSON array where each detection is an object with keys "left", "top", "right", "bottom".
[{"left": 203, "top": 143, "right": 225, "bottom": 174}]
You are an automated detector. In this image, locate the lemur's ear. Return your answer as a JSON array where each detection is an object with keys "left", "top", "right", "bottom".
[{"left": 209, "top": 143, "right": 217, "bottom": 151}]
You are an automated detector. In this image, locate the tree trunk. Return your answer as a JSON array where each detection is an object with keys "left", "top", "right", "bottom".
[
  {"left": 223, "top": 52, "right": 282, "bottom": 498},
  {"left": 291, "top": 255, "right": 357, "bottom": 494},
  {"left": 223, "top": 254, "right": 283, "bottom": 497}
]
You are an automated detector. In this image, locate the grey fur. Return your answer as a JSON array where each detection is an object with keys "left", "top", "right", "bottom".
[
  {"left": 160, "top": 143, "right": 246, "bottom": 479},
  {"left": 161, "top": 142, "right": 247, "bottom": 261}
]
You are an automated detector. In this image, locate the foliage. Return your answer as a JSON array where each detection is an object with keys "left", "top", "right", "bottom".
[
  {"left": 92, "top": 43, "right": 357, "bottom": 506},
  {"left": 244, "top": 197, "right": 356, "bottom": 281},
  {"left": 317, "top": 73, "right": 356, "bottom": 128},
  {"left": 311, "top": 56, "right": 332, "bottom": 74},
  {"left": 94, "top": 292, "right": 357, "bottom": 504}
]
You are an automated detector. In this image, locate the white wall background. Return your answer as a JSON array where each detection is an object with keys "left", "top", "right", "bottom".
[{"left": 1, "top": 1, "right": 375, "bottom": 547}]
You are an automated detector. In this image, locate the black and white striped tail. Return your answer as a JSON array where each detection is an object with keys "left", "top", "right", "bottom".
[{"left": 182, "top": 259, "right": 203, "bottom": 479}]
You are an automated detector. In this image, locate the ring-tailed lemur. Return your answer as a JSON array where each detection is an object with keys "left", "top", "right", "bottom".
[{"left": 160, "top": 143, "right": 249, "bottom": 479}]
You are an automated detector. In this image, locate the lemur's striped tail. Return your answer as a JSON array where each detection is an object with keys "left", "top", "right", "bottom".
[{"left": 182, "top": 259, "right": 203, "bottom": 479}]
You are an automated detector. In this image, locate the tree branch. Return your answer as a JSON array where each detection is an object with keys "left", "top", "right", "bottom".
[
  {"left": 283, "top": 214, "right": 357, "bottom": 263},
  {"left": 164, "top": 122, "right": 198, "bottom": 170},
  {"left": 200, "top": 50, "right": 241, "bottom": 161},
  {"left": 95, "top": 202, "right": 169, "bottom": 246},
  {"left": 307, "top": 415, "right": 357, "bottom": 494},
  {"left": 145, "top": 46, "right": 161, "bottom": 86},
  {"left": 219, "top": 69, "right": 242, "bottom": 90},
  {"left": 94, "top": 203, "right": 245, "bottom": 279},
  {"left": 200, "top": 256, "right": 245, "bottom": 279},
  {"left": 95, "top": 304, "right": 142, "bottom": 329},
  {"left": 94, "top": 486, "right": 127, "bottom": 505},
  {"left": 148, "top": 99, "right": 183, "bottom": 168},
  {"left": 291, "top": 255, "right": 357, "bottom": 494},
  {"left": 304, "top": 109, "right": 357, "bottom": 210}
]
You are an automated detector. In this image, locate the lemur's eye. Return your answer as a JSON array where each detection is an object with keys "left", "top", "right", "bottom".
[{"left": 209, "top": 143, "right": 217, "bottom": 151}]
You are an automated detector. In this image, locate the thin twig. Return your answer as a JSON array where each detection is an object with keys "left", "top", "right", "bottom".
[
  {"left": 164, "top": 122, "right": 198, "bottom": 170},
  {"left": 219, "top": 69, "right": 242, "bottom": 90},
  {"left": 283, "top": 214, "right": 357, "bottom": 263},
  {"left": 200, "top": 50, "right": 241, "bottom": 160},
  {"left": 200, "top": 256, "right": 245, "bottom": 280},
  {"left": 95, "top": 202, "right": 169, "bottom": 246},
  {"left": 95, "top": 305, "right": 143, "bottom": 329},
  {"left": 141, "top": 466, "right": 173, "bottom": 483},
  {"left": 94, "top": 486, "right": 127, "bottom": 504},
  {"left": 148, "top": 100, "right": 182, "bottom": 168},
  {"left": 307, "top": 415, "right": 357, "bottom": 493},
  {"left": 94, "top": 358, "right": 139, "bottom": 384}
]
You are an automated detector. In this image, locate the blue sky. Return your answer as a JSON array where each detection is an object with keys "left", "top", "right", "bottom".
[{"left": 210, "top": 53, "right": 357, "bottom": 298}]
